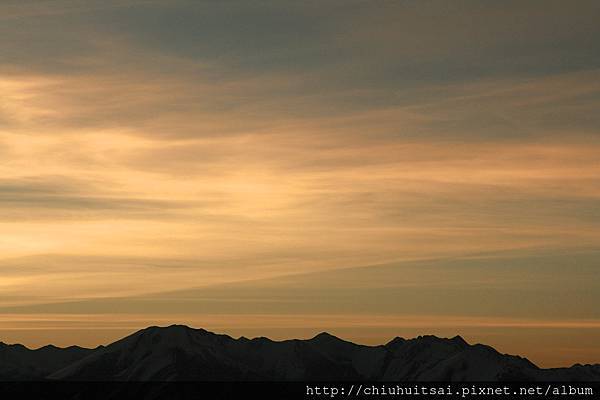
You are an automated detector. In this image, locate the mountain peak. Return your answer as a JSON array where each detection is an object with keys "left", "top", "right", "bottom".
[
  {"left": 39, "top": 344, "right": 60, "bottom": 350},
  {"left": 144, "top": 324, "right": 195, "bottom": 332},
  {"left": 386, "top": 336, "right": 405, "bottom": 346},
  {"left": 411, "top": 334, "right": 468, "bottom": 346},
  {"left": 311, "top": 331, "right": 338, "bottom": 340},
  {"left": 450, "top": 335, "right": 468, "bottom": 346},
  {"left": 137, "top": 324, "right": 212, "bottom": 339}
]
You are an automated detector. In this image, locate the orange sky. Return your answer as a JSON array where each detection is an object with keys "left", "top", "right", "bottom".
[{"left": 1, "top": 0, "right": 599, "bottom": 368}]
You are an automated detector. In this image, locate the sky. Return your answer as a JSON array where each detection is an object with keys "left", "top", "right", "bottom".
[{"left": 0, "top": 0, "right": 599, "bottom": 367}]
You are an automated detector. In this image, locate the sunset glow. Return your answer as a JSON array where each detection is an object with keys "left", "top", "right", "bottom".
[{"left": 1, "top": 0, "right": 599, "bottom": 368}]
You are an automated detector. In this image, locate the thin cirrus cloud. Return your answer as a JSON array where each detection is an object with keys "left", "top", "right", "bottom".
[{"left": 0, "top": 0, "right": 599, "bottom": 367}]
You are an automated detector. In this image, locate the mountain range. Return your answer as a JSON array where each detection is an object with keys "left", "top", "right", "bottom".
[{"left": 1, "top": 325, "right": 599, "bottom": 381}]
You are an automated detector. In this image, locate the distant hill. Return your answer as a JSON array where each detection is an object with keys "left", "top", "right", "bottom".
[
  {"left": 1, "top": 325, "right": 599, "bottom": 381},
  {"left": 0, "top": 341, "right": 95, "bottom": 380}
]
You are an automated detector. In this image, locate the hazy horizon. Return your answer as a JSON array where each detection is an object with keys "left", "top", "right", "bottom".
[{"left": 1, "top": 0, "right": 600, "bottom": 368}]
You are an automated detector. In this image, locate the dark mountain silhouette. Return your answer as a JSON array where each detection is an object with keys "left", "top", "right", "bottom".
[
  {"left": 0, "top": 341, "right": 95, "bottom": 380},
  {"left": 1, "top": 325, "right": 599, "bottom": 381}
]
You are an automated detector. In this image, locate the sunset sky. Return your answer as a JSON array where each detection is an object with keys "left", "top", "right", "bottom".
[{"left": 1, "top": 0, "right": 600, "bottom": 367}]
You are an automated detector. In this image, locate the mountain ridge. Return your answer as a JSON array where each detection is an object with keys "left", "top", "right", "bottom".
[{"left": 1, "top": 325, "right": 599, "bottom": 381}]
